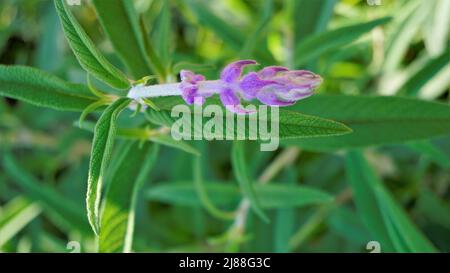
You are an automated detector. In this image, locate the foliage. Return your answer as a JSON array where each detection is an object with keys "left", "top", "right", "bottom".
[{"left": 0, "top": 0, "right": 449, "bottom": 253}]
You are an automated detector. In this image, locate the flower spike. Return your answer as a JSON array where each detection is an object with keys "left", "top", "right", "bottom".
[{"left": 128, "top": 60, "right": 322, "bottom": 114}]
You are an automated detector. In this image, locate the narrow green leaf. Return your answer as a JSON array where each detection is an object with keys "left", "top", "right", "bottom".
[
  {"left": 92, "top": 0, "right": 154, "bottom": 79},
  {"left": 423, "top": 0, "right": 450, "bottom": 57},
  {"left": 149, "top": 97, "right": 352, "bottom": 139},
  {"left": 346, "top": 151, "right": 437, "bottom": 253},
  {"left": 0, "top": 197, "right": 41, "bottom": 248},
  {"left": 328, "top": 207, "right": 372, "bottom": 245},
  {"left": 294, "top": 17, "right": 391, "bottom": 67},
  {"left": 407, "top": 140, "right": 450, "bottom": 168},
  {"left": 54, "top": 0, "right": 130, "bottom": 89},
  {"left": 417, "top": 188, "right": 450, "bottom": 230},
  {"left": 239, "top": 0, "right": 273, "bottom": 58},
  {"left": 86, "top": 98, "right": 131, "bottom": 235},
  {"left": 185, "top": 0, "right": 274, "bottom": 64},
  {"left": 2, "top": 154, "right": 91, "bottom": 235},
  {"left": 193, "top": 156, "right": 235, "bottom": 220},
  {"left": 292, "top": 0, "right": 336, "bottom": 44},
  {"left": 0, "top": 65, "right": 97, "bottom": 112},
  {"left": 383, "top": 1, "right": 431, "bottom": 72},
  {"left": 77, "top": 120, "right": 200, "bottom": 156},
  {"left": 152, "top": 0, "right": 172, "bottom": 67},
  {"left": 283, "top": 95, "right": 450, "bottom": 151},
  {"left": 145, "top": 182, "right": 333, "bottom": 209},
  {"left": 400, "top": 49, "right": 450, "bottom": 96},
  {"left": 99, "top": 141, "right": 158, "bottom": 253},
  {"left": 232, "top": 141, "right": 268, "bottom": 222}
]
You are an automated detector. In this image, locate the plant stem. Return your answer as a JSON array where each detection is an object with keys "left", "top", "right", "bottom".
[
  {"left": 288, "top": 188, "right": 353, "bottom": 251},
  {"left": 226, "top": 147, "right": 301, "bottom": 250}
]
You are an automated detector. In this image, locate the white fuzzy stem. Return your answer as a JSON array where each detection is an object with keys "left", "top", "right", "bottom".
[{"left": 127, "top": 83, "right": 181, "bottom": 100}]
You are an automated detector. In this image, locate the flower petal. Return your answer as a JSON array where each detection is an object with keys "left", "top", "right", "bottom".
[
  {"left": 220, "top": 60, "right": 258, "bottom": 83},
  {"left": 239, "top": 72, "right": 277, "bottom": 100},
  {"left": 220, "top": 88, "right": 255, "bottom": 114},
  {"left": 256, "top": 90, "right": 295, "bottom": 106},
  {"left": 257, "top": 66, "right": 288, "bottom": 79}
]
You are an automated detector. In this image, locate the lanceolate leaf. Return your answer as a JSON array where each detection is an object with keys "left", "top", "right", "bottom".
[
  {"left": 54, "top": 0, "right": 130, "bottom": 90},
  {"left": 77, "top": 120, "right": 200, "bottom": 156},
  {"left": 0, "top": 65, "right": 97, "bottom": 112},
  {"left": 294, "top": 17, "right": 391, "bottom": 67},
  {"left": 283, "top": 95, "right": 450, "bottom": 151},
  {"left": 86, "top": 98, "right": 131, "bottom": 235},
  {"left": 145, "top": 182, "right": 333, "bottom": 209},
  {"left": 346, "top": 151, "right": 437, "bottom": 253},
  {"left": 152, "top": 0, "right": 172, "bottom": 68},
  {"left": 232, "top": 141, "right": 269, "bottom": 222},
  {"left": 400, "top": 49, "right": 450, "bottom": 96},
  {"left": 149, "top": 97, "right": 352, "bottom": 139},
  {"left": 99, "top": 141, "right": 158, "bottom": 253},
  {"left": 92, "top": 0, "right": 154, "bottom": 79},
  {"left": 293, "top": 0, "right": 336, "bottom": 44},
  {"left": 185, "top": 0, "right": 274, "bottom": 64}
]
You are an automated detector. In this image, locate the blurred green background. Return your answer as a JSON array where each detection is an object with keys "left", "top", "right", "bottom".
[{"left": 0, "top": 0, "right": 449, "bottom": 253}]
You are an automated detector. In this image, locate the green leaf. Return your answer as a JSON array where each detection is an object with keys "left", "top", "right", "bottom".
[
  {"left": 92, "top": 0, "right": 155, "bottom": 79},
  {"left": 145, "top": 182, "right": 333, "bottom": 209},
  {"left": 239, "top": 0, "right": 273, "bottom": 58},
  {"left": 86, "top": 98, "right": 131, "bottom": 235},
  {"left": 99, "top": 141, "right": 158, "bottom": 253},
  {"left": 294, "top": 17, "right": 391, "bottom": 67},
  {"left": 283, "top": 95, "right": 450, "bottom": 151},
  {"left": 423, "top": 0, "right": 450, "bottom": 57},
  {"left": 193, "top": 155, "right": 235, "bottom": 220},
  {"left": 0, "top": 197, "right": 41, "bottom": 248},
  {"left": 0, "top": 65, "right": 97, "bottom": 112},
  {"left": 346, "top": 150, "right": 437, "bottom": 253},
  {"left": 152, "top": 0, "right": 172, "bottom": 67},
  {"left": 54, "top": 0, "right": 130, "bottom": 90},
  {"left": 417, "top": 188, "right": 450, "bottom": 230},
  {"left": 407, "top": 140, "right": 450, "bottom": 168},
  {"left": 2, "top": 154, "right": 91, "bottom": 235},
  {"left": 292, "top": 0, "right": 336, "bottom": 44},
  {"left": 400, "top": 49, "right": 450, "bottom": 96},
  {"left": 185, "top": 0, "right": 274, "bottom": 64},
  {"left": 149, "top": 97, "right": 352, "bottom": 139},
  {"left": 232, "top": 141, "right": 268, "bottom": 222},
  {"left": 383, "top": 1, "right": 431, "bottom": 72},
  {"left": 77, "top": 120, "right": 200, "bottom": 156},
  {"left": 328, "top": 207, "right": 372, "bottom": 245}
]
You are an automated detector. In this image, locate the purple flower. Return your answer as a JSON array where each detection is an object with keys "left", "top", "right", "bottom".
[{"left": 179, "top": 60, "right": 322, "bottom": 114}]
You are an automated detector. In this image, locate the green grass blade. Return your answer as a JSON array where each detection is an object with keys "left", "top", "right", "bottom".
[
  {"left": 86, "top": 98, "right": 131, "bottom": 235},
  {"left": 54, "top": 0, "right": 130, "bottom": 90},
  {"left": 99, "top": 141, "right": 158, "bottom": 253}
]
